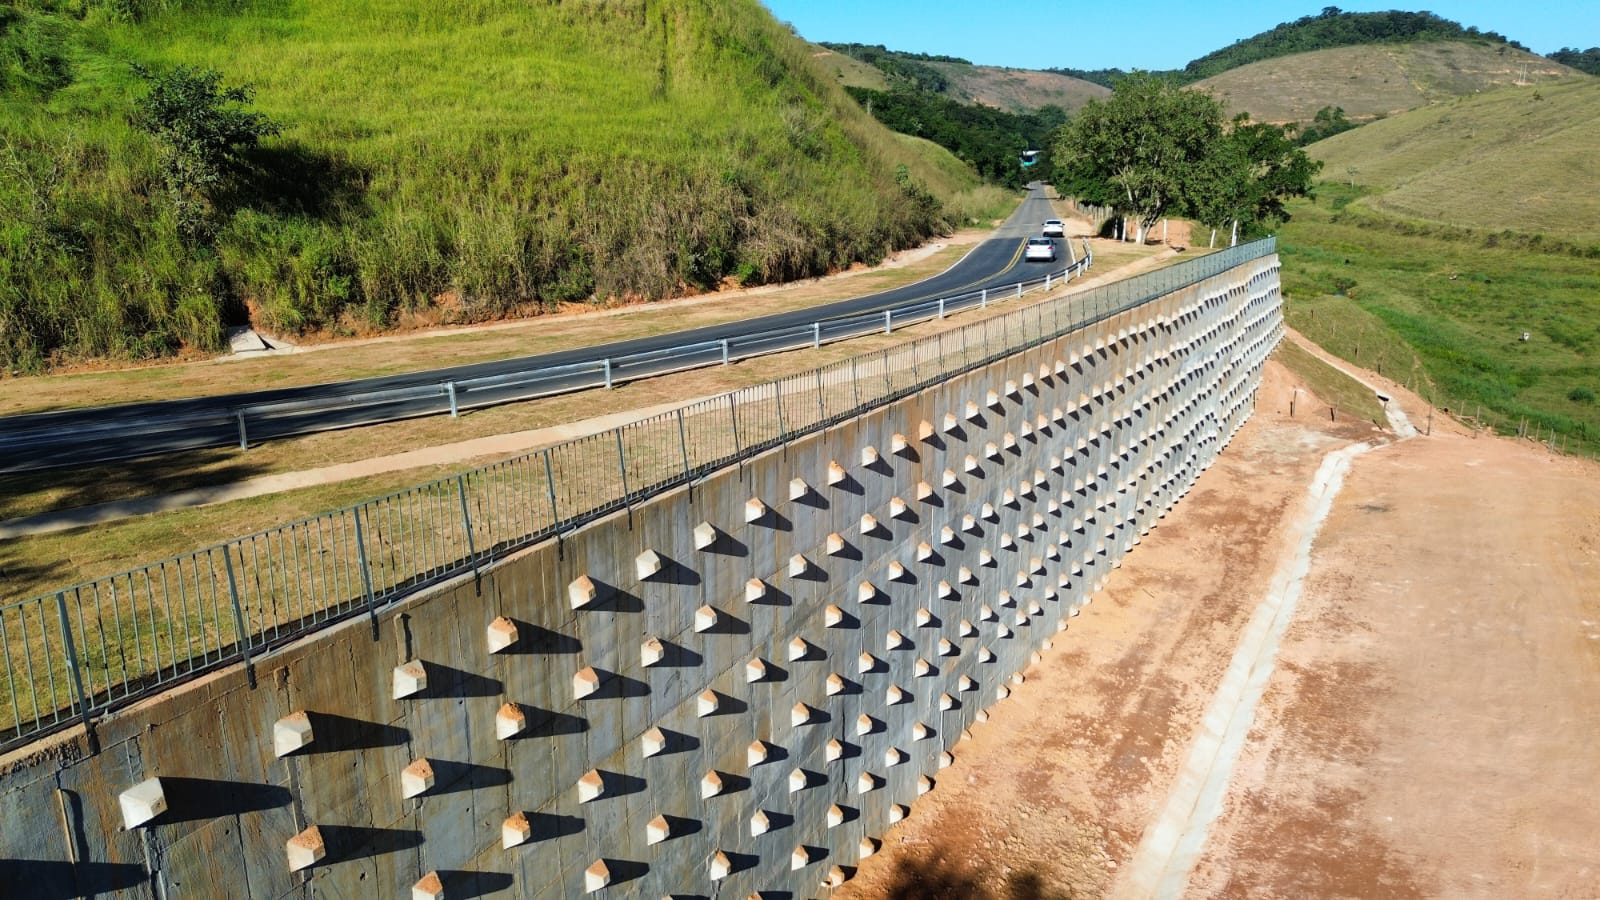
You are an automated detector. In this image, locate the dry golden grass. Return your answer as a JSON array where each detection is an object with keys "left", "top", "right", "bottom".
[{"left": 1194, "top": 41, "right": 1576, "bottom": 123}]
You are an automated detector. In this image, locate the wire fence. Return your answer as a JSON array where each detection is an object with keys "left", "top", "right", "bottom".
[{"left": 0, "top": 239, "right": 1277, "bottom": 753}]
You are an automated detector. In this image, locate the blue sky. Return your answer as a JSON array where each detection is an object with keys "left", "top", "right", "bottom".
[{"left": 759, "top": 2, "right": 1599, "bottom": 71}]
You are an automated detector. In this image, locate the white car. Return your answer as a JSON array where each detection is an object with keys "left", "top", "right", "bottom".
[
  {"left": 1024, "top": 238, "right": 1057, "bottom": 262},
  {"left": 1042, "top": 219, "right": 1065, "bottom": 237}
]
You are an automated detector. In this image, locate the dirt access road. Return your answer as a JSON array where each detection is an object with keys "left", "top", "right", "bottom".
[{"left": 835, "top": 354, "right": 1600, "bottom": 899}]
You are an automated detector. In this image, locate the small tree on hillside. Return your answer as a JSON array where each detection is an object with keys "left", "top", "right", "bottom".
[
  {"left": 1051, "top": 72, "right": 1223, "bottom": 243},
  {"left": 132, "top": 64, "right": 278, "bottom": 244}
]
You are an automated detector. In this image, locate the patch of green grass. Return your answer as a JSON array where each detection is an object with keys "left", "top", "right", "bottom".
[
  {"left": 0, "top": 0, "right": 977, "bottom": 371},
  {"left": 1273, "top": 339, "right": 1386, "bottom": 425},
  {"left": 1279, "top": 184, "right": 1600, "bottom": 455}
]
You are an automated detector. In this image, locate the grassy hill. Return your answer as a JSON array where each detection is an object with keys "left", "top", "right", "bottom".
[
  {"left": 924, "top": 62, "right": 1107, "bottom": 113},
  {"left": 0, "top": 0, "right": 978, "bottom": 371},
  {"left": 1277, "top": 79, "right": 1600, "bottom": 455},
  {"left": 1308, "top": 77, "right": 1600, "bottom": 243},
  {"left": 1194, "top": 41, "right": 1578, "bottom": 123},
  {"left": 809, "top": 43, "right": 1106, "bottom": 113}
]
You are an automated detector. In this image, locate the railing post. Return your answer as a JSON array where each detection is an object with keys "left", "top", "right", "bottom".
[
  {"left": 813, "top": 322, "right": 821, "bottom": 349},
  {"left": 447, "top": 381, "right": 459, "bottom": 418},
  {"left": 721, "top": 339, "right": 730, "bottom": 366},
  {"left": 603, "top": 359, "right": 613, "bottom": 390},
  {"left": 220, "top": 547, "right": 256, "bottom": 688},
  {"left": 352, "top": 507, "right": 380, "bottom": 638},
  {"left": 236, "top": 411, "right": 248, "bottom": 451},
  {"left": 849, "top": 357, "right": 861, "bottom": 409},
  {"left": 54, "top": 591, "right": 95, "bottom": 742},
  {"left": 541, "top": 450, "right": 560, "bottom": 524},
  {"left": 614, "top": 428, "right": 630, "bottom": 500},
  {"left": 728, "top": 394, "right": 742, "bottom": 452},
  {"left": 455, "top": 475, "right": 477, "bottom": 574},
  {"left": 675, "top": 408, "right": 692, "bottom": 481},
  {"left": 815, "top": 370, "right": 826, "bottom": 422}
]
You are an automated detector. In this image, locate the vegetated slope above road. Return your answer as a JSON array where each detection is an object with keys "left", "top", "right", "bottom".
[
  {"left": 0, "top": 0, "right": 976, "bottom": 372},
  {"left": 1308, "top": 77, "right": 1600, "bottom": 243},
  {"left": 808, "top": 43, "right": 1106, "bottom": 113},
  {"left": 924, "top": 62, "right": 1108, "bottom": 114},
  {"left": 1194, "top": 41, "right": 1579, "bottom": 123}
]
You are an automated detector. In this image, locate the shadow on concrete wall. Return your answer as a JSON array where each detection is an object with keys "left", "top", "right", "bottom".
[
  {"left": 156, "top": 777, "right": 291, "bottom": 823},
  {"left": 0, "top": 859, "right": 148, "bottom": 899},
  {"left": 316, "top": 824, "right": 424, "bottom": 863},
  {"left": 433, "top": 868, "right": 515, "bottom": 899},
  {"left": 304, "top": 711, "right": 409, "bottom": 752}
]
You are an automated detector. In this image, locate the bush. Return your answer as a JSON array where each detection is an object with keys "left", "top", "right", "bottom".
[{"left": 1570, "top": 386, "right": 1596, "bottom": 404}]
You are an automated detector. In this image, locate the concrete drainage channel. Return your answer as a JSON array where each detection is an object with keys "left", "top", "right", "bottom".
[{"left": 1117, "top": 369, "right": 1416, "bottom": 899}]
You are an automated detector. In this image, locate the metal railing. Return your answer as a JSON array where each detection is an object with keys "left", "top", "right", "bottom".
[
  {"left": 0, "top": 243, "right": 1096, "bottom": 472},
  {"left": 0, "top": 239, "right": 1276, "bottom": 752}
]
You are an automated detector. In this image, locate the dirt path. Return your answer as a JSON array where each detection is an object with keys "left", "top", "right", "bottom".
[{"left": 834, "top": 348, "right": 1600, "bottom": 899}]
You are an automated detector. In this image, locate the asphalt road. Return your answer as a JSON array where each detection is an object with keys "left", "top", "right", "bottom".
[{"left": 0, "top": 186, "right": 1073, "bottom": 473}]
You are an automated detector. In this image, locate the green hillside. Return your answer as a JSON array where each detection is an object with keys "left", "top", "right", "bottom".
[
  {"left": 0, "top": 0, "right": 974, "bottom": 371},
  {"left": 1279, "top": 79, "right": 1600, "bottom": 455},
  {"left": 1308, "top": 77, "right": 1600, "bottom": 242}
]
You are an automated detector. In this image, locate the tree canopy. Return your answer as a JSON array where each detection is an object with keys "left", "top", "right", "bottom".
[{"left": 1051, "top": 74, "right": 1319, "bottom": 243}]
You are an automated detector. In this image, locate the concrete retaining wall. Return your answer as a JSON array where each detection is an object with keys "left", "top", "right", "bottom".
[{"left": 0, "top": 256, "right": 1282, "bottom": 899}]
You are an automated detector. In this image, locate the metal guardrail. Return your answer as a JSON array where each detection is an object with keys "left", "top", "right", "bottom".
[
  {"left": 0, "top": 243, "right": 1096, "bottom": 471},
  {"left": 0, "top": 238, "right": 1276, "bottom": 752}
]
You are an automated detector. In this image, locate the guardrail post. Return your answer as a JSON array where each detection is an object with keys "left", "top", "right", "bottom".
[
  {"left": 54, "top": 591, "right": 95, "bottom": 745},
  {"left": 236, "top": 411, "right": 248, "bottom": 451},
  {"left": 603, "top": 359, "right": 613, "bottom": 390},
  {"left": 447, "top": 381, "right": 459, "bottom": 418},
  {"left": 721, "top": 339, "right": 730, "bottom": 366},
  {"left": 455, "top": 475, "right": 477, "bottom": 575},
  {"left": 883, "top": 310, "right": 892, "bottom": 335},
  {"left": 675, "top": 408, "right": 691, "bottom": 482},
  {"left": 813, "top": 322, "right": 821, "bottom": 349},
  {"left": 221, "top": 548, "right": 256, "bottom": 688},
  {"left": 353, "top": 506, "right": 380, "bottom": 638},
  {"left": 938, "top": 298, "right": 946, "bottom": 319},
  {"left": 1045, "top": 273, "right": 1052, "bottom": 291},
  {"left": 981, "top": 288, "right": 987, "bottom": 308},
  {"left": 1016, "top": 283, "right": 1023, "bottom": 299}
]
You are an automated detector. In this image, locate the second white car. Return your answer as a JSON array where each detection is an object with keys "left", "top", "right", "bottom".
[{"left": 1042, "top": 219, "right": 1065, "bottom": 237}]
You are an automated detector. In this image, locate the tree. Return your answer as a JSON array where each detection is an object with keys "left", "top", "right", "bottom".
[
  {"left": 132, "top": 64, "right": 278, "bottom": 243},
  {"left": 1051, "top": 73, "right": 1222, "bottom": 242},
  {"left": 1189, "top": 115, "right": 1321, "bottom": 247}
]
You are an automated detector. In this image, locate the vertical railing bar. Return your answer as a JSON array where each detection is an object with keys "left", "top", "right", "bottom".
[
  {"left": 18, "top": 606, "right": 40, "bottom": 727},
  {"left": 543, "top": 449, "right": 560, "bottom": 526},
  {"left": 456, "top": 475, "right": 477, "bottom": 574},
  {"left": 221, "top": 547, "right": 255, "bottom": 688},
  {"left": 676, "top": 408, "right": 692, "bottom": 482},
  {"left": 54, "top": 592, "right": 92, "bottom": 737},
  {"left": 140, "top": 569, "right": 163, "bottom": 679},
  {"left": 353, "top": 506, "right": 379, "bottom": 636},
  {"left": 0, "top": 614, "right": 22, "bottom": 733}
]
